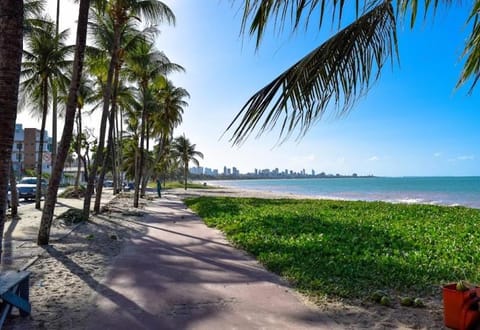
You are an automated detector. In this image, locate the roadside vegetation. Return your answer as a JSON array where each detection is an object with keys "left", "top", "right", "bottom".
[{"left": 185, "top": 197, "right": 480, "bottom": 302}]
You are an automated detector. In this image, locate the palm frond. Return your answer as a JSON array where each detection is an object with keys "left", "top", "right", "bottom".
[
  {"left": 227, "top": 2, "right": 397, "bottom": 145},
  {"left": 240, "top": 0, "right": 375, "bottom": 48},
  {"left": 457, "top": 1, "right": 480, "bottom": 93},
  {"left": 136, "top": 0, "right": 176, "bottom": 26}
]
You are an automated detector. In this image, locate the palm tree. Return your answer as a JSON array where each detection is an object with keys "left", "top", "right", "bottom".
[
  {"left": 38, "top": 0, "right": 92, "bottom": 246},
  {"left": 125, "top": 39, "right": 183, "bottom": 207},
  {"left": 0, "top": 0, "right": 23, "bottom": 260},
  {"left": 227, "top": 1, "right": 480, "bottom": 145},
  {"left": 73, "top": 74, "right": 95, "bottom": 189},
  {"left": 21, "top": 20, "right": 73, "bottom": 209},
  {"left": 149, "top": 80, "right": 188, "bottom": 189},
  {"left": 151, "top": 80, "right": 188, "bottom": 141},
  {"left": 88, "top": 9, "right": 156, "bottom": 204},
  {"left": 172, "top": 135, "right": 203, "bottom": 190},
  {"left": 82, "top": 0, "right": 175, "bottom": 219}
]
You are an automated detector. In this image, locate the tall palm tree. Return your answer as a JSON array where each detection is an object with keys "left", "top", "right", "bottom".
[
  {"left": 149, "top": 80, "right": 188, "bottom": 188},
  {"left": 83, "top": 0, "right": 175, "bottom": 219},
  {"left": 88, "top": 9, "right": 156, "bottom": 203},
  {"left": 0, "top": 0, "right": 23, "bottom": 260},
  {"left": 125, "top": 39, "right": 183, "bottom": 207},
  {"left": 151, "top": 79, "right": 188, "bottom": 141},
  {"left": 172, "top": 135, "right": 203, "bottom": 190},
  {"left": 38, "top": 0, "right": 92, "bottom": 245},
  {"left": 21, "top": 20, "right": 73, "bottom": 209},
  {"left": 227, "top": 0, "right": 480, "bottom": 144},
  {"left": 73, "top": 74, "right": 95, "bottom": 189}
]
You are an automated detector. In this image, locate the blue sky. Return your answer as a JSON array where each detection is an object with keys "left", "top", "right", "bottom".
[{"left": 19, "top": 0, "right": 480, "bottom": 176}]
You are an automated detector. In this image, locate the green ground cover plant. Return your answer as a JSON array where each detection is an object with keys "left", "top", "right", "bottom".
[{"left": 185, "top": 197, "right": 480, "bottom": 300}]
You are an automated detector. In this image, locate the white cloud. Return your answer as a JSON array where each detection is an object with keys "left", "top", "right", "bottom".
[
  {"left": 448, "top": 155, "right": 475, "bottom": 162},
  {"left": 457, "top": 155, "right": 475, "bottom": 161},
  {"left": 433, "top": 152, "right": 442, "bottom": 157},
  {"left": 368, "top": 156, "right": 379, "bottom": 161}
]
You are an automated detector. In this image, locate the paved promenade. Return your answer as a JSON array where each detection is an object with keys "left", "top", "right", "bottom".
[{"left": 86, "top": 194, "right": 342, "bottom": 330}]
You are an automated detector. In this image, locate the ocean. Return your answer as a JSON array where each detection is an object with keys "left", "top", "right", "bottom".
[{"left": 209, "top": 177, "right": 480, "bottom": 208}]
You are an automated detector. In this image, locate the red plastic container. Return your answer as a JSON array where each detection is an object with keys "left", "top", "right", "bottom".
[{"left": 443, "top": 283, "right": 480, "bottom": 330}]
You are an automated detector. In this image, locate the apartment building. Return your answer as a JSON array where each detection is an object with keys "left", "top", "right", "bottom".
[{"left": 11, "top": 124, "right": 52, "bottom": 176}]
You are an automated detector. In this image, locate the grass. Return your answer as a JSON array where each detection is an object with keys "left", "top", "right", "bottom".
[{"left": 185, "top": 197, "right": 480, "bottom": 301}]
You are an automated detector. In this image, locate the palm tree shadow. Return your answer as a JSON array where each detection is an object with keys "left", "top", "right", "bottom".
[
  {"left": 42, "top": 245, "right": 160, "bottom": 325},
  {"left": 1, "top": 215, "right": 23, "bottom": 269}
]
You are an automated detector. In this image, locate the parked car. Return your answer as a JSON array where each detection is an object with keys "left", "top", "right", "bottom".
[
  {"left": 17, "top": 177, "right": 47, "bottom": 201},
  {"left": 103, "top": 180, "right": 113, "bottom": 188},
  {"left": 123, "top": 182, "right": 134, "bottom": 192}
]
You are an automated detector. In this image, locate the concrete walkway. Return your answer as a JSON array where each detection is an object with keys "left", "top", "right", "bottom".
[{"left": 86, "top": 194, "right": 342, "bottom": 330}]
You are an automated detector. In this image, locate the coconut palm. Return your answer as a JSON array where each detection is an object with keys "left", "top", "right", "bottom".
[
  {"left": 38, "top": 0, "right": 92, "bottom": 245},
  {"left": 148, "top": 80, "right": 188, "bottom": 189},
  {"left": 0, "top": 0, "right": 23, "bottom": 259},
  {"left": 227, "top": 0, "right": 480, "bottom": 145},
  {"left": 171, "top": 135, "right": 203, "bottom": 190},
  {"left": 21, "top": 20, "right": 73, "bottom": 209},
  {"left": 82, "top": 0, "right": 175, "bottom": 218},
  {"left": 151, "top": 80, "right": 188, "bottom": 141},
  {"left": 73, "top": 74, "right": 95, "bottom": 189},
  {"left": 125, "top": 39, "right": 184, "bottom": 207},
  {"left": 88, "top": 9, "right": 156, "bottom": 203}
]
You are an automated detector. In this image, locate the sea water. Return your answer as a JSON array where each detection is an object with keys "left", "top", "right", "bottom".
[{"left": 210, "top": 177, "right": 480, "bottom": 208}]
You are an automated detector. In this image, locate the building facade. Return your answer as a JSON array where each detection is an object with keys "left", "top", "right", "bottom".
[{"left": 11, "top": 124, "right": 52, "bottom": 177}]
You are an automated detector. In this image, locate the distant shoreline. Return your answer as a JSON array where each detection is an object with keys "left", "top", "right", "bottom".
[{"left": 192, "top": 174, "right": 375, "bottom": 181}]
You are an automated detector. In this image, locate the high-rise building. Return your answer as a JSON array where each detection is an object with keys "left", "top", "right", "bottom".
[
  {"left": 23, "top": 127, "right": 52, "bottom": 174},
  {"left": 232, "top": 167, "right": 239, "bottom": 176}
]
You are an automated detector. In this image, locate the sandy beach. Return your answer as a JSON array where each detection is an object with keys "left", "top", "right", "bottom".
[{"left": 1, "top": 187, "right": 446, "bottom": 329}]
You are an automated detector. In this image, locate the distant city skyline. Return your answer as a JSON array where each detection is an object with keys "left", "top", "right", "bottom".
[{"left": 190, "top": 165, "right": 365, "bottom": 178}]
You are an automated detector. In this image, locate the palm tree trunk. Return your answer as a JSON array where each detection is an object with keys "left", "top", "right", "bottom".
[
  {"left": 110, "top": 64, "right": 121, "bottom": 194},
  {"left": 74, "top": 106, "right": 82, "bottom": 189},
  {"left": 184, "top": 164, "right": 187, "bottom": 190},
  {"left": 83, "top": 26, "right": 120, "bottom": 218},
  {"left": 51, "top": 85, "right": 57, "bottom": 165},
  {"left": 140, "top": 122, "right": 150, "bottom": 197},
  {"left": 35, "top": 80, "right": 48, "bottom": 210},
  {"left": 0, "top": 0, "right": 23, "bottom": 260},
  {"left": 94, "top": 118, "right": 113, "bottom": 213},
  {"left": 51, "top": 0, "right": 60, "bottom": 165},
  {"left": 134, "top": 88, "right": 147, "bottom": 208},
  {"left": 133, "top": 135, "right": 140, "bottom": 207},
  {"left": 38, "top": 0, "right": 91, "bottom": 246},
  {"left": 111, "top": 115, "right": 118, "bottom": 194},
  {"left": 118, "top": 107, "right": 124, "bottom": 189}
]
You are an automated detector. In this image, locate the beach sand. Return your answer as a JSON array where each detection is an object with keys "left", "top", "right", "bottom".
[{"left": 2, "top": 188, "right": 445, "bottom": 329}]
